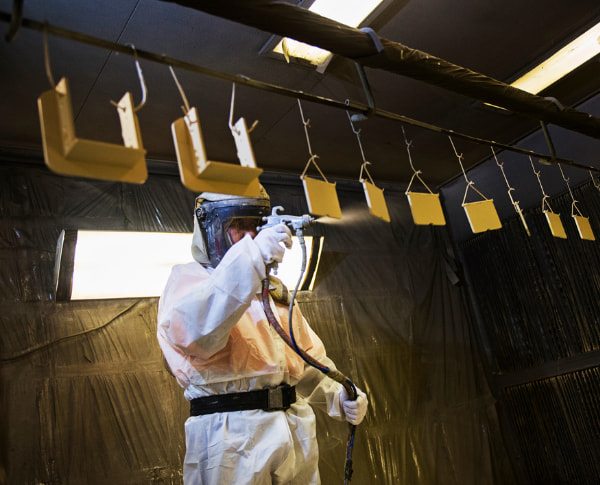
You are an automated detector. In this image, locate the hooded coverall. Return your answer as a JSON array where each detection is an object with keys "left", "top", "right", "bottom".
[{"left": 157, "top": 233, "right": 348, "bottom": 484}]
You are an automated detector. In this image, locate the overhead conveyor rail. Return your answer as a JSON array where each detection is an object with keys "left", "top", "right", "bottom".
[{"left": 1, "top": 8, "right": 599, "bottom": 178}]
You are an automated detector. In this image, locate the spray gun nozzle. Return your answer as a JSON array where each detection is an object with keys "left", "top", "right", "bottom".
[{"left": 259, "top": 206, "right": 314, "bottom": 234}]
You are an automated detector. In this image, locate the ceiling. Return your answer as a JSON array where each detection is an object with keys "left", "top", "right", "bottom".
[{"left": 1, "top": 0, "right": 600, "bottom": 191}]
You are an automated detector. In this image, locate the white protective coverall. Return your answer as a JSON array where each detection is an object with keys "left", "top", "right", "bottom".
[{"left": 157, "top": 218, "right": 355, "bottom": 484}]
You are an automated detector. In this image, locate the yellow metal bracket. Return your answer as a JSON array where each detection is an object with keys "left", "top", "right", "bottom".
[
  {"left": 346, "top": 110, "right": 390, "bottom": 222},
  {"left": 362, "top": 178, "right": 390, "bottom": 222},
  {"left": 37, "top": 77, "right": 147, "bottom": 183},
  {"left": 403, "top": 127, "right": 445, "bottom": 226},
  {"left": 463, "top": 197, "right": 502, "bottom": 233},
  {"left": 406, "top": 191, "right": 446, "bottom": 226},
  {"left": 573, "top": 215, "right": 594, "bottom": 240},
  {"left": 169, "top": 79, "right": 262, "bottom": 196},
  {"left": 298, "top": 99, "right": 342, "bottom": 219},
  {"left": 301, "top": 170, "right": 342, "bottom": 219},
  {"left": 449, "top": 136, "right": 501, "bottom": 233},
  {"left": 171, "top": 107, "right": 262, "bottom": 196}
]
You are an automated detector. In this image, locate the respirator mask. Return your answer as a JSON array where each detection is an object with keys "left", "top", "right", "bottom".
[{"left": 195, "top": 195, "right": 270, "bottom": 267}]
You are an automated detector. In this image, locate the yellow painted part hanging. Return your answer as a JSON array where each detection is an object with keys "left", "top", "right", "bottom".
[
  {"left": 37, "top": 77, "right": 147, "bottom": 184},
  {"left": 406, "top": 192, "right": 446, "bottom": 226},
  {"left": 362, "top": 179, "right": 390, "bottom": 222},
  {"left": 573, "top": 215, "right": 595, "bottom": 241},
  {"left": 301, "top": 175, "right": 342, "bottom": 219},
  {"left": 463, "top": 199, "right": 502, "bottom": 233},
  {"left": 544, "top": 211, "right": 567, "bottom": 239},
  {"left": 171, "top": 107, "right": 262, "bottom": 197}
]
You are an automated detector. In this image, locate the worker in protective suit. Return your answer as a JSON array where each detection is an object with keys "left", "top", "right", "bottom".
[{"left": 157, "top": 186, "right": 368, "bottom": 484}]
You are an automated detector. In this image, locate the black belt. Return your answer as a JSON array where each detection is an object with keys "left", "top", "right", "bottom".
[{"left": 190, "top": 384, "right": 296, "bottom": 416}]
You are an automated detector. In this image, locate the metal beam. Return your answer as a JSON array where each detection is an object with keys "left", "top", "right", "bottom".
[{"left": 163, "top": 0, "right": 600, "bottom": 140}]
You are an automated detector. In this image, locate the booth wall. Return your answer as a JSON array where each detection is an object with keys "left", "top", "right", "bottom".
[{"left": 459, "top": 180, "right": 600, "bottom": 484}]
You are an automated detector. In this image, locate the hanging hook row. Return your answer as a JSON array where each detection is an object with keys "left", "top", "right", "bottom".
[{"left": 26, "top": 15, "right": 600, "bottom": 175}]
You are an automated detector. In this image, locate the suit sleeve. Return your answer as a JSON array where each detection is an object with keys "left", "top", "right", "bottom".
[{"left": 157, "top": 234, "right": 266, "bottom": 359}]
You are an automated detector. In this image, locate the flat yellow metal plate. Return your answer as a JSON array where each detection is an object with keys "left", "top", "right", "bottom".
[
  {"left": 573, "top": 215, "right": 595, "bottom": 241},
  {"left": 544, "top": 211, "right": 567, "bottom": 239},
  {"left": 37, "top": 81, "right": 147, "bottom": 184},
  {"left": 406, "top": 191, "right": 446, "bottom": 226},
  {"left": 301, "top": 176, "right": 342, "bottom": 219},
  {"left": 362, "top": 180, "right": 390, "bottom": 222},
  {"left": 463, "top": 199, "right": 502, "bottom": 233},
  {"left": 171, "top": 117, "right": 262, "bottom": 196}
]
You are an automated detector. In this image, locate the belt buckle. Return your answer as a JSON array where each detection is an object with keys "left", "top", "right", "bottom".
[{"left": 266, "top": 385, "right": 285, "bottom": 411}]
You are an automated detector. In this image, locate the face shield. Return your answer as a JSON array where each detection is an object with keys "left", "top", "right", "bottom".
[{"left": 195, "top": 195, "right": 270, "bottom": 267}]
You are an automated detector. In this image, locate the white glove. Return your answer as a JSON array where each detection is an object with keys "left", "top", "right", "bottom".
[
  {"left": 253, "top": 223, "right": 292, "bottom": 265},
  {"left": 339, "top": 386, "right": 368, "bottom": 425}
]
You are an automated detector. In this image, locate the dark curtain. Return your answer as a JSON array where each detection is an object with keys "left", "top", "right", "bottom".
[
  {"left": 1, "top": 161, "right": 512, "bottom": 484},
  {"left": 460, "top": 180, "right": 600, "bottom": 484}
]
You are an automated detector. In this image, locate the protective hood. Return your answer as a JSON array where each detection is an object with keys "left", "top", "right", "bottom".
[
  {"left": 191, "top": 188, "right": 270, "bottom": 268},
  {"left": 191, "top": 215, "right": 212, "bottom": 267}
]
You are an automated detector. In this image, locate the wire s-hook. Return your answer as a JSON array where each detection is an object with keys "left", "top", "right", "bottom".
[
  {"left": 229, "top": 83, "right": 258, "bottom": 135},
  {"left": 169, "top": 65, "right": 191, "bottom": 115},
  {"left": 43, "top": 23, "right": 56, "bottom": 89},
  {"left": 298, "top": 99, "right": 327, "bottom": 181},
  {"left": 402, "top": 125, "right": 434, "bottom": 194},
  {"left": 530, "top": 156, "right": 554, "bottom": 213},
  {"left": 346, "top": 106, "right": 375, "bottom": 185},
  {"left": 557, "top": 163, "right": 582, "bottom": 218},
  {"left": 449, "top": 136, "right": 487, "bottom": 206},
  {"left": 111, "top": 44, "right": 147, "bottom": 112},
  {"left": 491, "top": 147, "right": 530, "bottom": 235}
]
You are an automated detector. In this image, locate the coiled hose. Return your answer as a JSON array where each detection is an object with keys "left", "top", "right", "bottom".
[{"left": 260, "top": 231, "right": 358, "bottom": 484}]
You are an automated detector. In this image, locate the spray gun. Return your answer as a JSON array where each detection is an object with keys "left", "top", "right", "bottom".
[
  {"left": 259, "top": 206, "right": 314, "bottom": 236},
  {"left": 258, "top": 206, "right": 315, "bottom": 277}
]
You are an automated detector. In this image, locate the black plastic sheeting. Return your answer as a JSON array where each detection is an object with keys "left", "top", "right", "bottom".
[
  {"left": 162, "top": 0, "right": 600, "bottom": 140},
  {"left": 460, "top": 180, "right": 600, "bottom": 484},
  {"left": 1, "top": 160, "right": 513, "bottom": 484}
]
